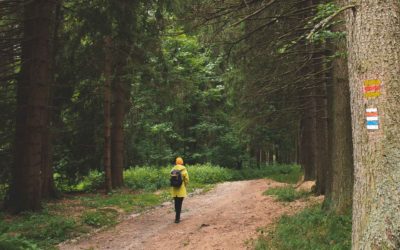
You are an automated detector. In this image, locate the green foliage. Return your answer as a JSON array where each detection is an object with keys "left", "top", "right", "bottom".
[
  {"left": 0, "top": 234, "right": 40, "bottom": 250},
  {"left": 308, "top": 2, "right": 345, "bottom": 44},
  {"left": 255, "top": 205, "right": 352, "bottom": 250},
  {"left": 78, "top": 192, "right": 161, "bottom": 213},
  {"left": 124, "top": 167, "right": 169, "bottom": 191},
  {"left": 0, "top": 210, "right": 79, "bottom": 249},
  {"left": 75, "top": 170, "right": 105, "bottom": 192},
  {"left": 232, "top": 165, "right": 302, "bottom": 184},
  {"left": 188, "top": 163, "right": 233, "bottom": 184},
  {"left": 263, "top": 186, "right": 311, "bottom": 202},
  {"left": 81, "top": 209, "right": 119, "bottom": 228},
  {"left": 58, "top": 164, "right": 302, "bottom": 193}
]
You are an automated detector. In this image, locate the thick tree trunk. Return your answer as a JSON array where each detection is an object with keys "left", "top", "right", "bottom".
[
  {"left": 103, "top": 37, "right": 113, "bottom": 193},
  {"left": 111, "top": 76, "right": 125, "bottom": 188},
  {"left": 345, "top": 1, "right": 400, "bottom": 248},
  {"left": 7, "top": 0, "right": 55, "bottom": 212},
  {"left": 41, "top": 126, "right": 56, "bottom": 199},
  {"left": 325, "top": 2, "right": 354, "bottom": 214}
]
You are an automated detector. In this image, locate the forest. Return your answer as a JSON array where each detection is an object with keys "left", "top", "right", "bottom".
[{"left": 0, "top": 0, "right": 399, "bottom": 249}]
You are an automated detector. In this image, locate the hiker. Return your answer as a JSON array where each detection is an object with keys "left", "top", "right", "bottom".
[{"left": 170, "top": 157, "right": 189, "bottom": 223}]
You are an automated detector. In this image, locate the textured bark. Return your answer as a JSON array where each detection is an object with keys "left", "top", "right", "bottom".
[
  {"left": 299, "top": 104, "right": 316, "bottom": 181},
  {"left": 41, "top": 0, "right": 62, "bottom": 199},
  {"left": 314, "top": 52, "right": 329, "bottom": 195},
  {"left": 103, "top": 37, "right": 112, "bottom": 193},
  {"left": 111, "top": 75, "right": 125, "bottom": 188},
  {"left": 7, "top": 0, "right": 55, "bottom": 212},
  {"left": 345, "top": 1, "right": 400, "bottom": 248},
  {"left": 325, "top": 1, "right": 354, "bottom": 214}
]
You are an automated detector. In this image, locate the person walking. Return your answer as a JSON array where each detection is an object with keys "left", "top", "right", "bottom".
[{"left": 170, "top": 157, "right": 189, "bottom": 223}]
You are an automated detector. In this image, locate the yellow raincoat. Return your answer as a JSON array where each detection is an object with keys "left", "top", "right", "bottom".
[{"left": 171, "top": 164, "right": 189, "bottom": 197}]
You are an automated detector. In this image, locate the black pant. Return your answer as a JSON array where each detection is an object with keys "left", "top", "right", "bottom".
[{"left": 174, "top": 197, "right": 184, "bottom": 221}]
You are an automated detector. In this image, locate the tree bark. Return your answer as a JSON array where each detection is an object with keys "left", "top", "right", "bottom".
[
  {"left": 41, "top": 0, "right": 62, "bottom": 199},
  {"left": 103, "top": 37, "right": 113, "bottom": 193},
  {"left": 325, "top": 1, "right": 354, "bottom": 214},
  {"left": 299, "top": 88, "right": 317, "bottom": 181},
  {"left": 299, "top": 114, "right": 316, "bottom": 180},
  {"left": 314, "top": 52, "right": 329, "bottom": 195},
  {"left": 345, "top": 1, "right": 400, "bottom": 248},
  {"left": 111, "top": 74, "right": 125, "bottom": 188},
  {"left": 7, "top": 0, "right": 55, "bottom": 212}
]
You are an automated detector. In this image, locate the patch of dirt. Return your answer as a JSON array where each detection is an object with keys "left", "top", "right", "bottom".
[{"left": 59, "top": 179, "right": 322, "bottom": 250}]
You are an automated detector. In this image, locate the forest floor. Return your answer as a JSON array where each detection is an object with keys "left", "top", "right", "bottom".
[{"left": 59, "top": 179, "right": 322, "bottom": 250}]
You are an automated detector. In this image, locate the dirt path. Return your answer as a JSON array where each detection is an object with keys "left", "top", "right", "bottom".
[{"left": 59, "top": 179, "right": 320, "bottom": 250}]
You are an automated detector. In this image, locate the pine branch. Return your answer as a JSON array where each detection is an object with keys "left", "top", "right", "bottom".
[{"left": 306, "top": 4, "right": 357, "bottom": 40}]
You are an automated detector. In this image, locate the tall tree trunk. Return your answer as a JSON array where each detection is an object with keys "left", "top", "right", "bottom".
[
  {"left": 41, "top": 0, "right": 62, "bottom": 199},
  {"left": 7, "top": 0, "right": 55, "bottom": 212},
  {"left": 299, "top": 94, "right": 317, "bottom": 181},
  {"left": 314, "top": 51, "right": 329, "bottom": 195},
  {"left": 111, "top": 75, "right": 125, "bottom": 188},
  {"left": 345, "top": 1, "right": 400, "bottom": 248},
  {"left": 103, "top": 37, "right": 112, "bottom": 193},
  {"left": 325, "top": 1, "right": 354, "bottom": 214}
]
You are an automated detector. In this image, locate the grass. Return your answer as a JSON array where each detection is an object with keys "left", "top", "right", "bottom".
[
  {"left": 81, "top": 209, "right": 119, "bottom": 228},
  {"left": 232, "top": 164, "right": 302, "bottom": 184},
  {"left": 77, "top": 191, "right": 165, "bottom": 213},
  {"left": 0, "top": 208, "right": 83, "bottom": 249},
  {"left": 263, "top": 186, "right": 311, "bottom": 202},
  {"left": 0, "top": 164, "right": 302, "bottom": 249},
  {"left": 254, "top": 205, "right": 352, "bottom": 250},
  {"left": 0, "top": 189, "right": 171, "bottom": 249}
]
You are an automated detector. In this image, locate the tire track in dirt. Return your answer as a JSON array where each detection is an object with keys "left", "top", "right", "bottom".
[{"left": 59, "top": 179, "right": 320, "bottom": 250}]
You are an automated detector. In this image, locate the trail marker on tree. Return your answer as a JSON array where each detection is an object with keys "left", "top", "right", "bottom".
[
  {"left": 363, "top": 79, "right": 381, "bottom": 98},
  {"left": 365, "top": 108, "right": 379, "bottom": 130}
]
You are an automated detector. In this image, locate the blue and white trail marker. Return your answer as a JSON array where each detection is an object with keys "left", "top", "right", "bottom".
[{"left": 365, "top": 108, "right": 379, "bottom": 130}]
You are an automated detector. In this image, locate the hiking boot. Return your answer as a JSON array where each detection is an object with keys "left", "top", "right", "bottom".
[{"left": 175, "top": 219, "right": 180, "bottom": 223}]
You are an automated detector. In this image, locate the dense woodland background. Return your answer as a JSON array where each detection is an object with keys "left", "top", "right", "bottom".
[{"left": 1, "top": 0, "right": 399, "bottom": 249}]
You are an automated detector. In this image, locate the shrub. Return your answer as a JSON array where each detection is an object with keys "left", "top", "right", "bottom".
[
  {"left": 75, "top": 170, "right": 104, "bottom": 192},
  {"left": 124, "top": 167, "right": 169, "bottom": 191},
  {"left": 188, "top": 163, "right": 233, "bottom": 184}
]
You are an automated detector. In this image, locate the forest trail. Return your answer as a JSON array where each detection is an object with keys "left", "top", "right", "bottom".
[{"left": 59, "top": 179, "right": 320, "bottom": 250}]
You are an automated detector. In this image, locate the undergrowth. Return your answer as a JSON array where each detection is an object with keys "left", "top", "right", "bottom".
[
  {"left": 263, "top": 186, "right": 311, "bottom": 202},
  {"left": 52, "top": 164, "right": 302, "bottom": 193},
  {"left": 254, "top": 205, "right": 352, "bottom": 250},
  {"left": 0, "top": 208, "right": 82, "bottom": 249}
]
